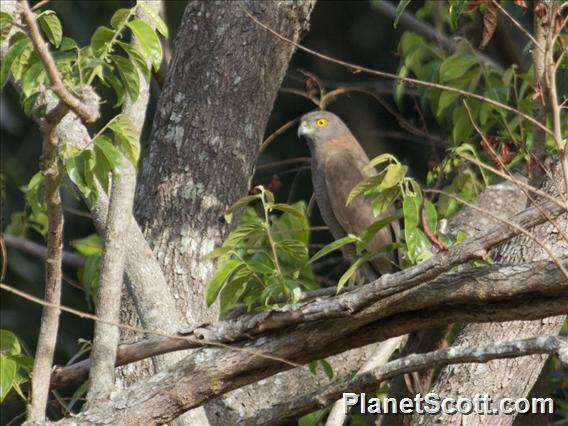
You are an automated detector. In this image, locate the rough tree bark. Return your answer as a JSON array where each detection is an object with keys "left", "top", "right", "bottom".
[
  {"left": 380, "top": 179, "right": 528, "bottom": 426},
  {"left": 119, "top": 1, "right": 315, "bottom": 424},
  {"left": 417, "top": 160, "right": 567, "bottom": 426}
]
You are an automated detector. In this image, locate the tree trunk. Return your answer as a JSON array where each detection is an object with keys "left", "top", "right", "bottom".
[
  {"left": 118, "top": 1, "right": 315, "bottom": 424},
  {"left": 418, "top": 159, "right": 567, "bottom": 425}
]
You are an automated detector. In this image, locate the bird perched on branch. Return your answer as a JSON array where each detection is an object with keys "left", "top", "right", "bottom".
[{"left": 298, "top": 110, "right": 399, "bottom": 277}]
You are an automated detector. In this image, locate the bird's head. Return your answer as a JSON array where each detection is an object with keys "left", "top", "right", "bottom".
[{"left": 297, "top": 111, "right": 351, "bottom": 145}]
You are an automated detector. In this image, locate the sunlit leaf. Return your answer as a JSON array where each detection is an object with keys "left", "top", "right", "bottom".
[
  {"left": 70, "top": 234, "right": 102, "bottom": 256},
  {"left": 206, "top": 259, "right": 243, "bottom": 306},
  {"left": 309, "top": 234, "right": 361, "bottom": 264},
  {"left": 127, "top": 19, "right": 162, "bottom": 71},
  {"left": 38, "top": 11, "right": 62, "bottom": 47},
  {"left": 94, "top": 135, "right": 123, "bottom": 174},
  {"left": 1, "top": 37, "right": 31, "bottom": 89},
  {"left": 0, "top": 356, "right": 17, "bottom": 402},
  {"left": 139, "top": 2, "right": 169, "bottom": 38},
  {"left": 90, "top": 26, "right": 114, "bottom": 56},
  {"left": 110, "top": 8, "right": 131, "bottom": 29},
  {"left": 0, "top": 330, "right": 21, "bottom": 356},
  {"left": 111, "top": 54, "right": 140, "bottom": 102}
]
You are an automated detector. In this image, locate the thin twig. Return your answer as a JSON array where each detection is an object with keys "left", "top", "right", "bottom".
[
  {"left": 462, "top": 101, "right": 568, "bottom": 244},
  {"left": 2, "top": 233, "right": 85, "bottom": 268},
  {"left": 260, "top": 116, "right": 301, "bottom": 152},
  {"left": 242, "top": 8, "right": 555, "bottom": 139},
  {"left": 492, "top": 0, "right": 545, "bottom": 53},
  {"left": 426, "top": 188, "right": 568, "bottom": 280},
  {"left": 457, "top": 154, "right": 565, "bottom": 211},
  {"left": 0, "top": 282, "right": 304, "bottom": 370},
  {"left": 19, "top": 0, "right": 99, "bottom": 123},
  {"left": 372, "top": 0, "right": 503, "bottom": 71},
  {"left": 256, "top": 157, "right": 310, "bottom": 171},
  {"left": 30, "top": 0, "right": 50, "bottom": 12},
  {"left": 243, "top": 336, "right": 568, "bottom": 425}
]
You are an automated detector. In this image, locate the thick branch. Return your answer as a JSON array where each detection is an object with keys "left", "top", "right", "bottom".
[
  {"left": 86, "top": 2, "right": 154, "bottom": 400},
  {"left": 244, "top": 336, "right": 568, "bottom": 426},
  {"left": 25, "top": 102, "right": 65, "bottom": 423},
  {"left": 2, "top": 234, "right": 85, "bottom": 268},
  {"left": 49, "top": 257, "right": 567, "bottom": 390}
]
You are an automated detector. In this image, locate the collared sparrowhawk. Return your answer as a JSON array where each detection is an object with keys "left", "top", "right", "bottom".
[{"left": 298, "top": 110, "right": 399, "bottom": 276}]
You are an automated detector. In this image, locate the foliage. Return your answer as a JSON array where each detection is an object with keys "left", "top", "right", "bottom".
[
  {"left": 205, "top": 187, "right": 319, "bottom": 315},
  {"left": 1, "top": 2, "right": 167, "bottom": 411},
  {"left": 0, "top": 1, "right": 166, "bottom": 204},
  {"left": 0, "top": 330, "right": 33, "bottom": 402}
]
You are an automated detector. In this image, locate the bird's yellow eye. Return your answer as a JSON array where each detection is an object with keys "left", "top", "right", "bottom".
[{"left": 315, "top": 118, "right": 327, "bottom": 128}]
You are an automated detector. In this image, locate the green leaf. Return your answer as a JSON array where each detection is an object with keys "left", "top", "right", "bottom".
[
  {"left": 319, "top": 359, "right": 334, "bottom": 380},
  {"left": 0, "top": 330, "right": 21, "bottom": 356},
  {"left": 309, "top": 234, "right": 361, "bottom": 264},
  {"left": 337, "top": 254, "right": 371, "bottom": 292},
  {"left": 117, "top": 41, "right": 150, "bottom": 82},
  {"left": 371, "top": 186, "right": 400, "bottom": 216},
  {"left": 405, "top": 227, "right": 431, "bottom": 264},
  {"left": 111, "top": 8, "right": 131, "bottom": 29},
  {"left": 102, "top": 63, "right": 126, "bottom": 107},
  {"left": 223, "top": 222, "right": 265, "bottom": 247},
  {"left": 0, "top": 356, "right": 17, "bottom": 402},
  {"left": 448, "top": 0, "right": 467, "bottom": 30},
  {"left": 452, "top": 106, "right": 473, "bottom": 145},
  {"left": 38, "top": 11, "right": 62, "bottom": 47},
  {"left": 439, "top": 55, "right": 478, "bottom": 83},
  {"left": 93, "top": 140, "right": 112, "bottom": 192},
  {"left": 127, "top": 19, "right": 162, "bottom": 71},
  {"left": 424, "top": 200, "right": 438, "bottom": 234},
  {"left": 111, "top": 54, "right": 140, "bottom": 102},
  {"left": 358, "top": 214, "right": 399, "bottom": 251},
  {"left": 270, "top": 203, "right": 304, "bottom": 218},
  {"left": 94, "top": 135, "right": 123, "bottom": 173},
  {"left": 456, "top": 230, "right": 467, "bottom": 243},
  {"left": 26, "top": 171, "right": 46, "bottom": 217},
  {"left": 206, "top": 259, "right": 243, "bottom": 306},
  {"left": 70, "top": 234, "right": 101, "bottom": 256},
  {"left": 1, "top": 37, "right": 31, "bottom": 89},
  {"left": 277, "top": 239, "right": 309, "bottom": 264},
  {"left": 59, "top": 36, "right": 78, "bottom": 52},
  {"left": 346, "top": 172, "right": 386, "bottom": 206},
  {"left": 65, "top": 154, "right": 89, "bottom": 197},
  {"left": 139, "top": 2, "right": 169, "bottom": 38},
  {"left": 378, "top": 163, "right": 407, "bottom": 190},
  {"left": 246, "top": 251, "right": 275, "bottom": 275},
  {"left": 437, "top": 90, "right": 461, "bottom": 117},
  {"left": 393, "top": 0, "right": 411, "bottom": 28},
  {"left": 403, "top": 195, "right": 420, "bottom": 231},
  {"left": 109, "top": 115, "right": 140, "bottom": 166},
  {"left": 90, "top": 26, "right": 114, "bottom": 56},
  {"left": 21, "top": 60, "right": 46, "bottom": 97},
  {"left": 363, "top": 153, "right": 398, "bottom": 172},
  {"left": 224, "top": 194, "right": 262, "bottom": 223}
]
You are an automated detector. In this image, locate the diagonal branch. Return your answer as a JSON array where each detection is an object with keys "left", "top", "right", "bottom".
[
  {"left": 243, "top": 336, "right": 568, "bottom": 426},
  {"left": 45, "top": 256, "right": 568, "bottom": 390},
  {"left": 19, "top": 0, "right": 99, "bottom": 124}
]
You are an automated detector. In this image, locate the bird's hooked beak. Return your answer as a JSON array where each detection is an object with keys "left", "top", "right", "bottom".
[{"left": 297, "top": 120, "right": 314, "bottom": 138}]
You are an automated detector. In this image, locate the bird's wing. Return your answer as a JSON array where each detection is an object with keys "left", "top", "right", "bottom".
[{"left": 324, "top": 143, "right": 399, "bottom": 274}]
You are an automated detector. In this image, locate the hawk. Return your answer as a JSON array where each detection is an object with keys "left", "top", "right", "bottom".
[{"left": 298, "top": 110, "right": 399, "bottom": 276}]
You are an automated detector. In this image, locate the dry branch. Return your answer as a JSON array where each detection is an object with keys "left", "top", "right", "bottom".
[
  {"left": 49, "top": 256, "right": 567, "bottom": 390},
  {"left": 244, "top": 336, "right": 567, "bottom": 426}
]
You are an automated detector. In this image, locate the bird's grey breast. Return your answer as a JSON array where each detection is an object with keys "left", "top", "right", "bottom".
[{"left": 310, "top": 149, "right": 348, "bottom": 242}]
